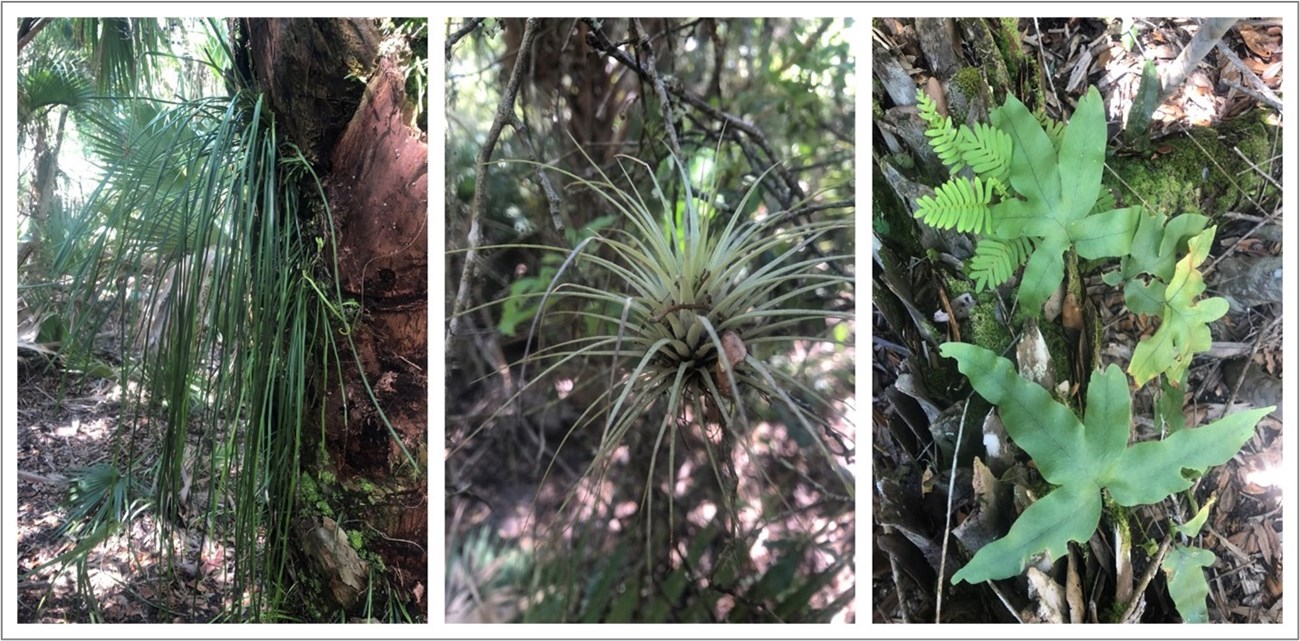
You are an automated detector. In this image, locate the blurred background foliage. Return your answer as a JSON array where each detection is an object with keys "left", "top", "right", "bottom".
[{"left": 445, "top": 17, "right": 856, "bottom": 623}]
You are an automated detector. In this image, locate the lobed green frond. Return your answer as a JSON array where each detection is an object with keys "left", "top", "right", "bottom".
[
  {"left": 968, "top": 236, "right": 1032, "bottom": 292},
  {"left": 914, "top": 176, "right": 998, "bottom": 234}
]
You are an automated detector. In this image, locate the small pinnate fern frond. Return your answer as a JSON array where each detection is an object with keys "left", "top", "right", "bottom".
[
  {"left": 1035, "top": 109, "right": 1066, "bottom": 151},
  {"left": 1091, "top": 186, "right": 1117, "bottom": 215},
  {"left": 959, "top": 122, "right": 1013, "bottom": 185},
  {"left": 916, "top": 88, "right": 965, "bottom": 173},
  {"left": 969, "top": 236, "right": 1033, "bottom": 292},
  {"left": 914, "top": 176, "right": 999, "bottom": 235}
]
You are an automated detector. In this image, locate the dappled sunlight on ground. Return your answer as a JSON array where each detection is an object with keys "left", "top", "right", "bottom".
[{"left": 17, "top": 370, "right": 240, "bottom": 622}]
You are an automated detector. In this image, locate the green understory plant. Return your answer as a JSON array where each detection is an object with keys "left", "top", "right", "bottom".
[
  {"left": 942, "top": 342, "right": 1271, "bottom": 587},
  {"left": 915, "top": 85, "right": 1139, "bottom": 313},
  {"left": 916, "top": 81, "right": 1276, "bottom": 622},
  {"left": 38, "top": 92, "right": 411, "bottom": 621}
]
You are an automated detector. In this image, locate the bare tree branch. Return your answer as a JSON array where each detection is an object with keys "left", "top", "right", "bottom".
[
  {"left": 580, "top": 20, "right": 808, "bottom": 210},
  {"left": 630, "top": 18, "right": 682, "bottom": 159},
  {"left": 1216, "top": 40, "right": 1284, "bottom": 112},
  {"left": 506, "top": 111, "right": 565, "bottom": 233},
  {"left": 446, "top": 18, "right": 485, "bottom": 62},
  {"left": 18, "top": 18, "right": 52, "bottom": 53},
  {"left": 447, "top": 18, "right": 540, "bottom": 352},
  {"left": 1160, "top": 18, "right": 1239, "bottom": 104}
]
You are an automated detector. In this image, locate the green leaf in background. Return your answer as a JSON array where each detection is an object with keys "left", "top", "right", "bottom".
[
  {"left": 940, "top": 342, "right": 1272, "bottom": 585},
  {"left": 1162, "top": 546, "right": 1216, "bottom": 623},
  {"left": 1128, "top": 227, "right": 1230, "bottom": 386},
  {"left": 1122, "top": 60, "right": 1162, "bottom": 149},
  {"left": 498, "top": 266, "right": 556, "bottom": 337},
  {"left": 1173, "top": 495, "right": 1216, "bottom": 538}
]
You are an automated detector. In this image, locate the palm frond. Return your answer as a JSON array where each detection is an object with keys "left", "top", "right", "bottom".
[{"left": 17, "top": 53, "right": 94, "bottom": 124}]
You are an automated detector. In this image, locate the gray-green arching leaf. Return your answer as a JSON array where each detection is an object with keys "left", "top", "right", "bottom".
[
  {"left": 1162, "top": 545, "right": 1216, "bottom": 623},
  {"left": 1102, "top": 405, "right": 1271, "bottom": 506},
  {"left": 950, "top": 481, "right": 1101, "bottom": 584}
]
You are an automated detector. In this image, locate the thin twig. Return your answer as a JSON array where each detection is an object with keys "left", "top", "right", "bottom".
[
  {"left": 1120, "top": 529, "right": 1174, "bottom": 622},
  {"left": 505, "top": 112, "right": 565, "bottom": 233},
  {"left": 1224, "top": 80, "right": 1285, "bottom": 114},
  {"left": 671, "top": 88, "right": 804, "bottom": 207},
  {"left": 769, "top": 199, "right": 855, "bottom": 225},
  {"left": 987, "top": 579, "right": 1025, "bottom": 623},
  {"left": 1232, "top": 147, "right": 1284, "bottom": 192},
  {"left": 1220, "top": 314, "right": 1282, "bottom": 420},
  {"left": 445, "top": 18, "right": 486, "bottom": 61},
  {"left": 935, "top": 398, "right": 972, "bottom": 623},
  {"left": 1031, "top": 18, "right": 1060, "bottom": 113},
  {"left": 1213, "top": 40, "right": 1283, "bottom": 112},
  {"left": 1160, "top": 19, "right": 1240, "bottom": 104},
  {"left": 1203, "top": 204, "right": 1282, "bottom": 278},
  {"left": 580, "top": 20, "right": 805, "bottom": 209},
  {"left": 582, "top": 19, "right": 648, "bottom": 81},
  {"left": 630, "top": 18, "right": 683, "bottom": 159},
  {"left": 447, "top": 18, "right": 540, "bottom": 352}
]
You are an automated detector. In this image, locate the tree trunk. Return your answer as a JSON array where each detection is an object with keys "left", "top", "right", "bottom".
[
  {"left": 19, "top": 106, "right": 68, "bottom": 271},
  {"left": 243, "top": 18, "right": 428, "bottom": 618}
]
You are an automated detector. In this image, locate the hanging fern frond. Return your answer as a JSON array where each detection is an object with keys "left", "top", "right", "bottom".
[
  {"left": 914, "top": 176, "right": 999, "bottom": 235},
  {"left": 1091, "top": 186, "right": 1117, "bottom": 214},
  {"left": 969, "top": 236, "right": 1033, "bottom": 292},
  {"left": 916, "top": 88, "right": 966, "bottom": 173},
  {"left": 959, "top": 122, "right": 1013, "bottom": 185}
]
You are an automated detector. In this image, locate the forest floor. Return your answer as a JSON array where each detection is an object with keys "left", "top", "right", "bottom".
[
  {"left": 15, "top": 364, "right": 230, "bottom": 623},
  {"left": 872, "top": 18, "right": 1284, "bottom": 623}
]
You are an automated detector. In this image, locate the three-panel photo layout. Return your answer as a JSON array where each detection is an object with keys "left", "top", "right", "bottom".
[{"left": 8, "top": 10, "right": 1290, "bottom": 634}]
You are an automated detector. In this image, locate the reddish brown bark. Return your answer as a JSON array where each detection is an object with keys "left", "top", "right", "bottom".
[{"left": 321, "top": 54, "right": 429, "bottom": 609}]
